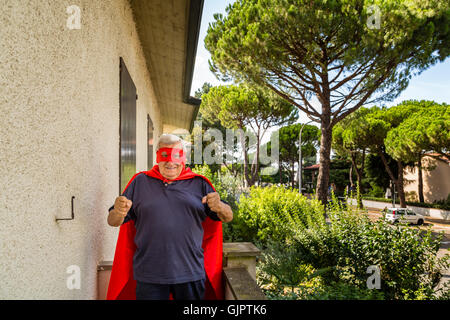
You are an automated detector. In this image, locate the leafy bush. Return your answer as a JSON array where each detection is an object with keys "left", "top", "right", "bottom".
[
  {"left": 194, "top": 176, "right": 449, "bottom": 300},
  {"left": 433, "top": 194, "right": 450, "bottom": 210},
  {"left": 237, "top": 188, "right": 449, "bottom": 300},
  {"left": 366, "top": 184, "right": 385, "bottom": 198},
  {"left": 325, "top": 202, "right": 448, "bottom": 299},
  {"left": 305, "top": 282, "right": 385, "bottom": 300},
  {"left": 257, "top": 238, "right": 384, "bottom": 300},
  {"left": 297, "top": 200, "right": 449, "bottom": 299},
  {"left": 257, "top": 240, "right": 328, "bottom": 290},
  {"left": 236, "top": 186, "right": 326, "bottom": 246}
]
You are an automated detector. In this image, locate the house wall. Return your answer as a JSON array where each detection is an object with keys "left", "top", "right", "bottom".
[
  {"left": 0, "top": 0, "right": 162, "bottom": 299},
  {"left": 403, "top": 156, "right": 450, "bottom": 203}
]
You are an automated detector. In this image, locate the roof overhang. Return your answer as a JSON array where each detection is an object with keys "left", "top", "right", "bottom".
[{"left": 130, "top": 0, "right": 203, "bottom": 133}]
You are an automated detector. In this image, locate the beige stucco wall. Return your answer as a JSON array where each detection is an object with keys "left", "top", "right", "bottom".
[
  {"left": 0, "top": 0, "right": 162, "bottom": 299},
  {"left": 404, "top": 156, "right": 450, "bottom": 203}
]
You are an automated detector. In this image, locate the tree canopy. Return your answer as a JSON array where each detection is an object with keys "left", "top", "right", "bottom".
[
  {"left": 200, "top": 83, "right": 298, "bottom": 186},
  {"left": 331, "top": 100, "right": 448, "bottom": 206},
  {"left": 332, "top": 107, "right": 376, "bottom": 207},
  {"left": 384, "top": 101, "right": 449, "bottom": 202},
  {"left": 269, "top": 123, "right": 320, "bottom": 187},
  {"left": 385, "top": 102, "right": 449, "bottom": 162},
  {"left": 205, "top": 0, "right": 450, "bottom": 204}
]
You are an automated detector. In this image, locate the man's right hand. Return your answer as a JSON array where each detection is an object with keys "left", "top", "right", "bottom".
[
  {"left": 108, "top": 196, "right": 133, "bottom": 227},
  {"left": 114, "top": 196, "right": 132, "bottom": 217}
]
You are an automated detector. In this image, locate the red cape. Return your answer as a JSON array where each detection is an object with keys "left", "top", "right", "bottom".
[{"left": 106, "top": 165, "right": 223, "bottom": 300}]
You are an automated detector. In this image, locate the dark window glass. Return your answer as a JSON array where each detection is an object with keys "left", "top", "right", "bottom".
[
  {"left": 120, "top": 57, "right": 137, "bottom": 193},
  {"left": 147, "top": 114, "right": 154, "bottom": 169}
]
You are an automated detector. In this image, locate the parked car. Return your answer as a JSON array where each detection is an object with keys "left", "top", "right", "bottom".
[{"left": 384, "top": 208, "right": 425, "bottom": 225}]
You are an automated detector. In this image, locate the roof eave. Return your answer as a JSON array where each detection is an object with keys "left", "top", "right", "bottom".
[{"left": 184, "top": 0, "right": 204, "bottom": 132}]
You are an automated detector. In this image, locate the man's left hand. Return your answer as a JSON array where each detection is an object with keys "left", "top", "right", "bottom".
[
  {"left": 202, "top": 192, "right": 233, "bottom": 223},
  {"left": 202, "top": 192, "right": 222, "bottom": 212}
]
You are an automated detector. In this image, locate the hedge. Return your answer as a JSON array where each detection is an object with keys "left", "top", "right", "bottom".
[{"left": 361, "top": 196, "right": 450, "bottom": 211}]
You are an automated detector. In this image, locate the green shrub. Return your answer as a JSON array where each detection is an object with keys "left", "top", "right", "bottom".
[
  {"left": 367, "top": 184, "right": 385, "bottom": 198},
  {"left": 303, "top": 281, "right": 385, "bottom": 300},
  {"left": 200, "top": 178, "right": 448, "bottom": 300},
  {"left": 297, "top": 200, "right": 449, "bottom": 299},
  {"left": 240, "top": 190, "right": 449, "bottom": 300},
  {"left": 257, "top": 238, "right": 384, "bottom": 300},
  {"left": 257, "top": 240, "right": 330, "bottom": 290},
  {"left": 236, "top": 186, "right": 326, "bottom": 246},
  {"left": 433, "top": 194, "right": 450, "bottom": 210}
]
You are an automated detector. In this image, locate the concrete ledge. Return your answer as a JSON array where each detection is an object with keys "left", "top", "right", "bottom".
[
  {"left": 223, "top": 267, "right": 266, "bottom": 300},
  {"left": 223, "top": 242, "right": 261, "bottom": 280},
  {"left": 223, "top": 242, "right": 261, "bottom": 257},
  {"left": 97, "top": 260, "right": 113, "bottom": 271}
]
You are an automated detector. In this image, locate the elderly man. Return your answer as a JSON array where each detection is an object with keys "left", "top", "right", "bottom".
[{"left": 106, "top": 134, "right": 233, "bottom": 300}]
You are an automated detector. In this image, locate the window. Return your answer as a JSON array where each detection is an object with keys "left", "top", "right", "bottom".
[{"left": 119, "top": 57, "right": 137, "bottom": 193}]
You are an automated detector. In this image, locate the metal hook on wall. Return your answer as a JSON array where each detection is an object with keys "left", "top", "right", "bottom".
[{"left": 56, "top": 196, "right": 75, "bottom": 221}]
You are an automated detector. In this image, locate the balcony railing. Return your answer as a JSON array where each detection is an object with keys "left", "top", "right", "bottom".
[{"left": 222, "top": 242, "right": 266, "bottom": 300}]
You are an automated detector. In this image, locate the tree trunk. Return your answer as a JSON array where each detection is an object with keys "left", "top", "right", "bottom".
[
  {"left": 251, "top": 133, "right": 261, "bottom": 186},
  {"left": 349, "top": 164, "right": 354, "bottom": 189},
  {"left": 418, "top": 154, "right": 424, "bottom": 203},
  {"left": 356, "top": 171, "right": 363, "bottom": 208},
  {"left": 279, "top": 163, "right": 282, "bottom": 184},
  {"left": 350, "top": 152, "right": 364, "bottom": 209},
  {"left": 291, "top": 161, "right": 295, "bottom": 189},
  {"left": 397, "top": 160, "right": 406, "bottom": 208},
  {"left": 316, "top": 116, "right": 332, "bottom": 206},
  {"left": 378, "top": 150, "right": 406, "bottom": 208},
  {"left": 239, "top": 128, "right": 251, "bottom": 187},
  {"left": 359, "top": 149, "right": 366, "bottom": 207}
]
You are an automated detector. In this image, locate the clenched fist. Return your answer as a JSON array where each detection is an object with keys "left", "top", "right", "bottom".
[
  {"left": 114, "top": 196, "right": 132, "bottom": 217},
  {"left": 201, "top": 192, "right": 233, "bottom": 223},
  {"left": 202, "top": 192, "right": 222, "bottom": 213}
]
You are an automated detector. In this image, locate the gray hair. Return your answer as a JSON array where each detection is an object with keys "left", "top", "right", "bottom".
[{"left": 157, "top": 133, "right": 187, "bottom": 152}]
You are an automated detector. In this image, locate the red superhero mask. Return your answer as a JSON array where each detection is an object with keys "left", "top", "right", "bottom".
[{"left": 156, "top": 147, "right": 186, "bottom": 164}]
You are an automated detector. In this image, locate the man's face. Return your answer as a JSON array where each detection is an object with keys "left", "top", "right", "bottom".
[{"left": 157, "top": 142, "right": 184, "bottom": 180}]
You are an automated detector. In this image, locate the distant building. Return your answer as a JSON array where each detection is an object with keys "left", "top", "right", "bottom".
[
  {"left": 303, "top": 164, "right": 320, "bottom": 191},
  {"left": 403, "top": 154, "right": 450, "bottom": 203},
  {"left": 305, "top": 155, "right": 450, "bottom": 203}
]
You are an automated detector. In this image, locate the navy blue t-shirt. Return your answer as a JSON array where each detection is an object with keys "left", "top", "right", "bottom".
[{"left": 108, "top": 173, "right": 222, "bottom": 284}]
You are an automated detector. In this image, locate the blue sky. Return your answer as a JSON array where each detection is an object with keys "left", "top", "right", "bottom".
[{"left": 191, "top": 0, "right": 450, "bottom": 128}]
